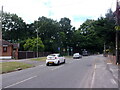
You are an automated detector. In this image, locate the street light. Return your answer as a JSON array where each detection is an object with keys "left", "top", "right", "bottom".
[
  {"left": 36, "top": 28, "right": 38, "bottom": 58},
  {"left": 67, "top": 46, "right": 69, "bottom": 56},
  {"left": 0, "top": 6, "right": 3, "bottom": 57},
  {"left": 115, "top": 0, "right": 120, "bottom": 64},
  {"left": 0, "top": 6, "right": 3, "bottom": 40}
]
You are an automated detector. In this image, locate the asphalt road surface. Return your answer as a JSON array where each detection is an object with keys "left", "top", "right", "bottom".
[{"left": 1, "top": 55, "right": 118, "bottom": 88}]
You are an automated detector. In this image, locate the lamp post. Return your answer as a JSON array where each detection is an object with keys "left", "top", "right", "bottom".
[
  {"left": 0, "top": 6, "right": 3, "bottom": 40},
  {"left": 0, "top": 6, "right": 3, "bottom": 57},
  {"left": 115, "top": 0, "right": 120, "bottom": 64},
  {"left": 37, "top": 28, "right": 38, "bottom": 58},
  {"left": 67, "top": 46, "right": 69, "bottom": 56}
]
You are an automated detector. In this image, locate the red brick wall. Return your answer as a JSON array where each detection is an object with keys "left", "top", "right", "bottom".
[{"left": 2, "top": 46, "right": 13, "bottom": 56}]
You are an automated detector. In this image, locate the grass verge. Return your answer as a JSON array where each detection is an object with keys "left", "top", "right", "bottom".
[
  {"left": 64, "top": 56, "right": 72, "bottom": 58},
  {"left": 31, "top": 57, "right": 46, "bottom": 61},
  {"left": 0, "top": 62, "right": 34, "bottom": 74}
]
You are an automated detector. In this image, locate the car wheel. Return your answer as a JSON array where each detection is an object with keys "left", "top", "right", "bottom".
[
  {"left": 46, "top": 63, "right": 49, "bottom": 66},
  {"left": 63, "top": 59, "right": 65, "bottom": 63},
  {"left": 57, "top": 61, "right": 60, "bottom": 65}
]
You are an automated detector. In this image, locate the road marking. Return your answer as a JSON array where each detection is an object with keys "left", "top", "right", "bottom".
[
  {"left": 38, "top": 64, "right": 44, "bottom": 67},
  {"left": 110, "top": 69, "right": 114, "bottom": 72},
  {"left": 114, "top": 76, "right": 118, "bottom": 80},
  {"left": 107, "top": 63, "right": 112, "bottom": 64},
  {"left": 51, "top": 65, "right": 64, "bottom": 70},
  {"left": 91, "top": 64, "right": 96, "bottom": 88},
  {"left": 4, "top": 76, "right": 37, "bottom": 88},
  {"left": 110, "top": 79, "right": 117, "bottom": 85},
  {"left": 95, "top": 64, "right": 96, "bottom": 69},
  {"left": 68, "top": 61, "right": 73, "bottom": 64}
]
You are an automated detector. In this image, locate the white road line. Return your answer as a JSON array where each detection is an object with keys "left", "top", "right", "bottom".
[
  {"left": 4, "top": 75, "right": 37, "bottom": 88},
  {"left": 95, "top": 64, "right": 96, "bottom": 69},
  {"left": 51, "top": 65, "right": 64, "bottom": 70},
  {"left": 107, "top": 63, "right": 112, "bottom": 64},
  {"left": 70, "top": 61, "right": 74, "bottom": 63},
  {"left": 91, "top": 64, "right": 96, "bottom": 88},
  {"left": 110, "top": 79, "right": 117, "bottom": 85},
  {"left": 38, "top": 64, "right": 44, "bottom": 67},
  {"left": 114, "top": 76, "right": 118, "bottom": 79},
  {"left": 110, "top": 69, "right": 114, "bottom": 72}
]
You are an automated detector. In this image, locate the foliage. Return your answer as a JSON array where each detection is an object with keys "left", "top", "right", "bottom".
[
  {"left": 74, "top": 19, "right": 104, "bottom": 53},
  {"left": 2, "top": 12, "right": 27, "bottom": 43},
  {"left": 2, "top": 9, "right": 118, "bottom": 54},
  {"left": 23, "top": 37, "right": 44, "bottom": 52},
  {"left": 33, "top": 16, "right": 60, "bottom": 52}
]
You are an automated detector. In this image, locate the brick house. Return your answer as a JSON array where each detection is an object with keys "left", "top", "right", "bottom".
[{"left": 0, "top": 40, "right": 19, "bottom": 59}]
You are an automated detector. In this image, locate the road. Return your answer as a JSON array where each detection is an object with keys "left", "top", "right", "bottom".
[{"left": 1, "top": 55, "right": 118, "bottom": 88}]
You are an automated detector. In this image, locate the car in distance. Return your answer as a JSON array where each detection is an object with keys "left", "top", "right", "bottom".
[
  {"left": 82, "top": 50, "right": 88, "bottom": 56},
  {"left": 46, "top": 54, "right": 65, "bottom": 66},
  {"left": 73, "top": 53, "right": 82, "bottom": 59}
]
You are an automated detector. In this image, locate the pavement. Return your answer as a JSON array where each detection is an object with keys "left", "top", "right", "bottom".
[
  {"left": 105, "top": 57, "right": 120, "bottom": 88},
  {"left": 92, "top": 55, "right": 118, "bottom": 88}
]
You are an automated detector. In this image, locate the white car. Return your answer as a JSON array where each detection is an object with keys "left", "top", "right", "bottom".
[
  {"left": 73, "top": 53, "right": 82, "bottom": 59},
  {"left": 46, "top": 54, "right": 65, "bottom": 66}
]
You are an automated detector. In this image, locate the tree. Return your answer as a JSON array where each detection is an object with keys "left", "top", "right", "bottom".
[
  {"left": 93, "top": 9, "right": 116, "bottom": 54},
  {"left": 77, "top": 19, "right": 103, "bottom": 53},
  {"left": 2, "top": 12, "right": 27, "bottom": 43},
  {"left": 23, "top": 37, "right": 44, "bottom": 52},
  {"left": 59, "top": 17, "right": 73, "bottom": 50},
  {"left": 33, "top": 16, "right": 61, "bottom": 52}
]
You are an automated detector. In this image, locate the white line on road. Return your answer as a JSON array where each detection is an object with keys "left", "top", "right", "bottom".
[
  {"left": 4, "top": 75, "right": 37, "bottom": 88},
  {"left": 68, "top": 61, "right": 74, "bottom": 63},
  {"left": 110, "top": 79, "right": 117, "bottom": 85},
  {"left": 110, "top": 69, "right": 114, "bottom": 72},
  {"left": 68, "top": 62, "right": 72, "bottom": 64},
  {"left": 95, "top": 64, "right": 96, "bottom": 69},
  {"left": 91, "top": 64, "right": 96, "bottom": 88},
  {"left": 38, "top": 64, "right": 44, "bottom": 67},
  {"left": 51, "top": 65, "right": 64, "bottom": 70},
  {"left": 107, "top": 63, "right": 112, "bottom": 64}
]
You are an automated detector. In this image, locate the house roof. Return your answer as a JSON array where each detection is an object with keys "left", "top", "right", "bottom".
[
  {"left": 2, "top": 40, "right": 12, "bottom": 46},
  {"left": 0, "top": 39, "right": 19, "bottom": 48}
]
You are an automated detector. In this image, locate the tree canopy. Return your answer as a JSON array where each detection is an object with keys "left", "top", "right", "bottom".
[
  {"left": 23, "top": 37, "right": 44, "bottom": 52},
  {"left": 2, "top": 9, "right": 119, "bottom": 54}
]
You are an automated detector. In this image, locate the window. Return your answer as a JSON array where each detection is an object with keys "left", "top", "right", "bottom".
[
  {"left": 3, "top": 47, "right": 7, "bottom": 52},
  {"left": 58, "top": 54, "right": 62, "bottom": 57}
]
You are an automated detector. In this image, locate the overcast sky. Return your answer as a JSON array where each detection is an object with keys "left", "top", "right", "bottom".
[{"left": 0, "top": 0, "right": 116, "bottom": 29}]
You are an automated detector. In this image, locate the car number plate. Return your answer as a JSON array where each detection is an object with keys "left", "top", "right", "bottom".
[{"left": 49, "top": 62, "right": 53, "bottom": 63}]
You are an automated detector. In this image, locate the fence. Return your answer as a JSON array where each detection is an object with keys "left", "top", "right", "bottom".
[
  {"left": 18, "top": 51, "right": 51, "bottom": 59},
  {"left": 108, "top": 54, "right": 120, "bottom": 64}
]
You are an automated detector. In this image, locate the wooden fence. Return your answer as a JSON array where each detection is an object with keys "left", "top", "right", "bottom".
[{"left": 18, "top": 51, "right": 51, "bottom": 59}]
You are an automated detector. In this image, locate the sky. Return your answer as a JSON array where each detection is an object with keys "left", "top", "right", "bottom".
[{"left": 0, "top": 0, "right": 117, "bottom": 29}]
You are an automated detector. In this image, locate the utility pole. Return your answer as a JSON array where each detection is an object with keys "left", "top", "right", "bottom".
[
  {"left": 37, "top": 28, "right": 38, "bottom": 58},
  {"left": 0, "top": 6, "right": 3, "bottom": 40},
  {"left": 115, "top": 0, "right": 120, "bottom": 64},
  {"left": 0, "top": 6, "right": 3, "bottom": 57},
  {"left": 104, "top": 42, "right": 106, "bottom": 56}
]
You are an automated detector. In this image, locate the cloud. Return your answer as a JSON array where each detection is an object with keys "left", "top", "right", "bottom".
[{"left": 0, "top": 0, "right": 116, "bottom": 29}]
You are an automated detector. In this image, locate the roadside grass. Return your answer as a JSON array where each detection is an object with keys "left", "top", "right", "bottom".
[
  {"left": 64, "top": 56, "right": 72, "bottom": 58},
  {"left": 0, "top": 62, "right": 34, "bottom": 74},
  {"left": 31, "top": 57, "right": 46, "bottom": 61}
]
